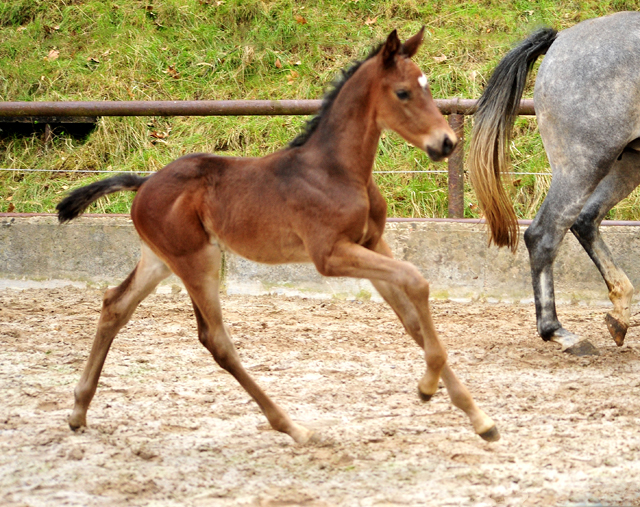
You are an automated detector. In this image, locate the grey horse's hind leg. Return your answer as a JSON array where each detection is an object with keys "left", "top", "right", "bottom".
[
  {"left": 523, "top": 165, "right": 610, "bottom": 351},
  {"left": 570, "top": 149, "right": 640, "bottom": 346}
]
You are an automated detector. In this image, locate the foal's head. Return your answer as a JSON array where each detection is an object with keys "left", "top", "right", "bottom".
[{"left": 373, "top": 28, "right": 457, "bottom": 161}]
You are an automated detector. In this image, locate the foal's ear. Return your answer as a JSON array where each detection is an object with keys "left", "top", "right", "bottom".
[
  {"left": 401, "top": 26, "right": 425, "bottom": 58},
  {"left": 381, "top": 29, "right": 402, "bottom": 68}
]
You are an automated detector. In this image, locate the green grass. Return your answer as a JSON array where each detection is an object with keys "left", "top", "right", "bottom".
[{"left": 1, "top": 0, "right": 639, "bottom": 218}]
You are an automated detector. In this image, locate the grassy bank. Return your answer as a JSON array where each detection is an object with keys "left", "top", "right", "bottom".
[{"left": 1, "top": 0, "right": 638, "bottom": 218}]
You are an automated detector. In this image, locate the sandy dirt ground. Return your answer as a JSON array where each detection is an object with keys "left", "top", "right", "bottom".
[{"left": 1, "top": 286, "right": 640, "bottom": 507}]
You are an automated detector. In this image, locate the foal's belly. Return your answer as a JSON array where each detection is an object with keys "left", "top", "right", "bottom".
[{"left": 210, "top": 228, "right": 312, "bottom": 265}]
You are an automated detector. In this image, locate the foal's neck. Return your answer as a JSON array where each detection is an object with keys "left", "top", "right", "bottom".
[{"left": 306, "top": 63, "right": 382, "bottom": 181}]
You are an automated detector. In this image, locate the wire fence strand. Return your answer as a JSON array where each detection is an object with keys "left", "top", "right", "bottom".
[{"left": 0, "top": 168, "right": 553, "bottom": 176}]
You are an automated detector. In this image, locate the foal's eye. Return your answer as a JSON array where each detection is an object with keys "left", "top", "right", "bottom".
[{"left": 395, "top": 90, "right": 410, "bottom": 101}]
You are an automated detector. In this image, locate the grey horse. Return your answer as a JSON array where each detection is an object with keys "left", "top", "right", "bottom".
[{"left": 469, "top": 11, "right": 640, "bottom": 352}]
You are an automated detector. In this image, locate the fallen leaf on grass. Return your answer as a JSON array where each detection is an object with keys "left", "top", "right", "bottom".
[
  {"left": 294, "top": 14, "right": 307, "bottom": 25},
  {"left": 287, "top": 70, "right": 299, "bottom": 84},
  {"left": 150, "top": 131, "right": 170, "bottom": 140},
  {"left": 433, "top": 54, "right": 447, "bottom": 63},
  {"left": 275, "top": 59, "right": 282, "bottom": 69},
  {"left": 163, "top": 65, "right": 180, "bottom": 79},
  {"left": 365, "top": 16, "right": 377, "bottom": 26},
  {"left": 7, "top": 203, "right": 15, "bottom": 213},
  {"left": 45, "top": 49, "right": 60, "bottom": 62}
]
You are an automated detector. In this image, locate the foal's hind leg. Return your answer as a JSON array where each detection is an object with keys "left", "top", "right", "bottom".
[
  {"left": 571, "top": 150, "right": 640, "bottom": 346},
  {"left": 173, "top": 244, "right": 315, "bottom": 444},
  {"left": 369, "top": 240, "right": 498, "bottom": 441},
  {"left": 69, "top": 243, "right": 171, "bottom": 430}
]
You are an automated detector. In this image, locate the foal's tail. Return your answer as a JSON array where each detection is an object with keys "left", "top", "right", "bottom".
[
  {"left": 468, "top": 27, "right": 557, "bottom": 252},
  {"left": 57, "top": 173, "right": 150, "bottom": 223}
]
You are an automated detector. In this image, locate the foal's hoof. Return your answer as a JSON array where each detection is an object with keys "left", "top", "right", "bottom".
[
  {"left": 308, "top": 431, "right": 335, "bottom": 447},
  {"left": 605, "top": 313, "right": 628, "bottom": 347},
  {"left": 68, "top": 412, "right": 87, "bottom": 432},
  {"left": 417, "top": 388, "right": 433, "bottom": 402},
  {"left": 478, "top": 425, "right": 500, "bottom": 442},
  {"left": 564, "top": 339, "right": 600, "bottom": 357},
  {"left": 68, "top": 420, "right": 85, "bottom": 433}
]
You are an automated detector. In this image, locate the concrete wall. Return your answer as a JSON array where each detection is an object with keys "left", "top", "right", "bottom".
[{"left": 2, "top": 215, "right": 640, "bottom": 303}]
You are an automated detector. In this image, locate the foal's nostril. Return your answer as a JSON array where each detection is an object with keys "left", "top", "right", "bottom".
[{"left": 442, "top": 136, "right": 454, "bottom": 157}]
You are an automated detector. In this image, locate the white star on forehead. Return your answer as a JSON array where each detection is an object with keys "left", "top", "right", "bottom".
[{"left": 418, "top": 74, "right": 428, "bottom": 88}]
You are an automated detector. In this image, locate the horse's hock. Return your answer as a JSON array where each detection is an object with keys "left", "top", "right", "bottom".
[{"left": 2, "top": 215, "right": 640, "bottom": 304}]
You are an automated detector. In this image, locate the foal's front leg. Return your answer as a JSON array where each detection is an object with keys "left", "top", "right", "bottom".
[
  {"left": 368, "top": 240, "right": 498, "bottom": 441},
  {"left": 315, "top": 239, "right": 498, "bottom": 440}
]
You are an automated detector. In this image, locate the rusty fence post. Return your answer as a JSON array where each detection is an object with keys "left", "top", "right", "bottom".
[{"left": 447, "top": 108, "right": 465, "bottom": 218}]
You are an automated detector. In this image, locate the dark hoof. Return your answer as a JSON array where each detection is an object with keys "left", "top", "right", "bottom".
[
  {"left": 605, "top": 313, "right": 628, "bottom": 347},
  {"left": 417, "top": 388, "right": 433, "bottom": 402},
  {"left": 479, "top": 425, "right": 500, "bottom": 442},
  {"left": 564, "top": 339, "right": 600, "bottom": 357},
  {"left": 68, "top": 414, "right": 86, "bottom": 432},
  {"left": 68, "top": 422, "right": 85, "bottom": 433}
]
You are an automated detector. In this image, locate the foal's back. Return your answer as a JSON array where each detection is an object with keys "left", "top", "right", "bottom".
[{"left": 131, "top": 149, "right": 380, "bottom": 265}]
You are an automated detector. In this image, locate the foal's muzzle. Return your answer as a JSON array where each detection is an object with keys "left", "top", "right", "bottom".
[{"left": 426, "top": 133, "right": 457, "bottom": 162}]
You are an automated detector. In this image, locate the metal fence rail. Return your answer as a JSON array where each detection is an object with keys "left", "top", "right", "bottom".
[
  {"left": 0, "top": 98, "right": 535, "bottom": 117},
  {"left": 0, "top": 98, "right": 537, "bottom": 218}
]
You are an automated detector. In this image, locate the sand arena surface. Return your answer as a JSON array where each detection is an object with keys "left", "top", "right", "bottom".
[{"left": 1, "top": 287, "right": 639, "bottom": 506}]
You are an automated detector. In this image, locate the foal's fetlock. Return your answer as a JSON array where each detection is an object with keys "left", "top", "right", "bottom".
[
  {"left": 470, "top": 410, "right": 500, "bottom": 442},
  {"left": 417, "top": 374, "right": 440, "bottom": 402}
]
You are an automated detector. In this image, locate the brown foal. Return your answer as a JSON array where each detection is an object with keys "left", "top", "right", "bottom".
[{"left": 57, "top": 28, "right": 499, "bottom": 443}]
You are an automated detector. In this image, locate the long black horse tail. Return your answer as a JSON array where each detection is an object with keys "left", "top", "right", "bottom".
[
  {"left": 468, "top": 27, "right": 558, "bottom": 252},
  {"left": 57, "top": 173, "right": 150, "bottom": 223}
]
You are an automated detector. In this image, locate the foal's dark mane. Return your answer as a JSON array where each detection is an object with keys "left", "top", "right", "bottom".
[{"left": 288, "top": 44, "right": 384, "bottom": 148}]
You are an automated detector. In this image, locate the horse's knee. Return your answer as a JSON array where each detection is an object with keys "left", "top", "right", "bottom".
[
  {"left": 524, "top": 225, "right": 562, "bottom": 264},
  {"left": 523, "top": 225, "right": 538, "bottom": 252},
  {"left": 400, "top": 265, "right": 430, "bottom": 299}
]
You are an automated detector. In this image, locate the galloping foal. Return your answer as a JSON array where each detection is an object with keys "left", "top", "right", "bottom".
[{"left": 58, "top": 28, "right": 499, "bottom": 443}]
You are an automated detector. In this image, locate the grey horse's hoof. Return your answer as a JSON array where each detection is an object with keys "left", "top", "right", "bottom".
[
  {"left": 564, "top": 339, "right": 600, "bottom": 356},
  {"left": 605, "top": 313, "right": 628, "bottom": 347},
  {"left": 478, "top": 425, "right": 500, "bottom": 442}
]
